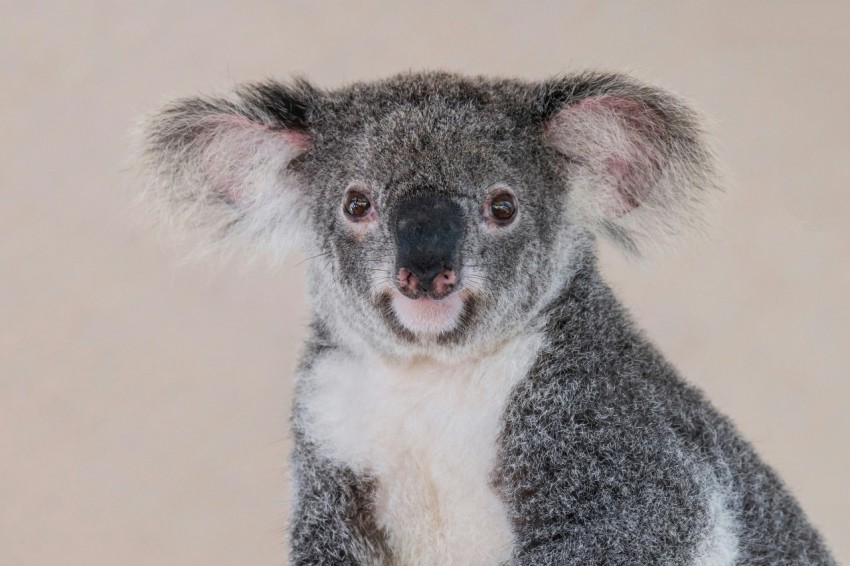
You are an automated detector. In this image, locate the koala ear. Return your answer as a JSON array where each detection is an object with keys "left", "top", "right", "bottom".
[
  {"left": 138, "top": 80, "right": 318, "bottom": 258},
  {"left": 540, "top": 72, "right": 722, "bottom": 254}
]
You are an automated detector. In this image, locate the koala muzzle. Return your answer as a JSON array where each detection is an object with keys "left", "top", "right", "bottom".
[{"left": 393, "top": 192, "right": 464, "bottom": 300}]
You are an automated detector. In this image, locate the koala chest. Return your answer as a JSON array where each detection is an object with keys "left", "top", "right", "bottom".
[{"left": 303, "top": 334, "right": 543, "bottom": 565}]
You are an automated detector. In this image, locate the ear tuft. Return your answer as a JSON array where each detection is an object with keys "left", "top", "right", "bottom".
[
  {"left": 541, "top": 72, "right": 723, "bottom": 255},
  {"left": 136, "top": 80, "right": 319, "bottom": 260}
]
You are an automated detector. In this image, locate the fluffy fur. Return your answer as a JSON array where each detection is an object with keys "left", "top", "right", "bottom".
[
  {"left": 300, "top": 330, "right": 543, "bottom": 564},
  {"left": 138, "top": 82, "right": 317, "bottom": 259},
  {"left": 139, "top": 71, "right": 836, "bottom": 565}
]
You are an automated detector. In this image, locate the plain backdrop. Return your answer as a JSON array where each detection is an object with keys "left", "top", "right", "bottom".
[{"left": 2, "top": 1, "right": 848, "bottom": 564}]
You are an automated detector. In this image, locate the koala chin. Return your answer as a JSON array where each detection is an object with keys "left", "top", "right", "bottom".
[
  {"left": 139, "top": 72, "right": 837, "bottom": 565},
  {"left": 390, "top": 292, "right": 465, "bottom": 335}
]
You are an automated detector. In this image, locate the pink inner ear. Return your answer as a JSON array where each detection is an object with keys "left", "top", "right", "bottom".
[
  {"left": 605, "top": 156, "right": 648, "bottom": 215},
  {"left": 280, "top": 129, "right": 311, "bottom": 152},
  {"left": 200, "top": 115, "right": 311, "bottom": 206},
  {"left": 548, "top": 95, "right": 668, "bottom": 217}
]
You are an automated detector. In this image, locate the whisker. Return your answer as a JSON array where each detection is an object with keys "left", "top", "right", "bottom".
[{"left": 296, "top": 251, "right": 332, "bottom": 266}]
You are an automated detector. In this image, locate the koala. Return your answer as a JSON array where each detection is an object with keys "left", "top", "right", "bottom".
[{"left": 139, "top": 71, "right": 837, "bottom": 565}]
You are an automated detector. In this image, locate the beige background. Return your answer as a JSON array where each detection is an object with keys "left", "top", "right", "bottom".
[{"left": 2, "top": 1, "right": 848, "bottom": 564}]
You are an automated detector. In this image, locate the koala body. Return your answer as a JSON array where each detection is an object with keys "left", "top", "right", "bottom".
[{"left": 141, "top": 72, "right": 836, "bottom": 564}]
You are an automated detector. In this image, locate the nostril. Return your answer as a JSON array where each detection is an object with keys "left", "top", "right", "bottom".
[
  {"left": 430, "top": 268, "right": 457, "bottom": 298},
  {"left": 396, "top": 267, "right": 421, "bottom": 298}
]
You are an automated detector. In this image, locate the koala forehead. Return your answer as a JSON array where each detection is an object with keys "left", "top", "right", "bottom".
[
  {"left": 302, "top": 73, "right": 547, "bottom": 198},
  {"left": 316, "top": 72, "right": 538, "bottom": 131}
]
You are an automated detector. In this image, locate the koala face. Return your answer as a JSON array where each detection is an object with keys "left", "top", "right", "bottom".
[
  {"left": 141, "top": 72, "right": 718, "bottom": 358},
  {"left": 296, "top": 80, "right": 581, "bottom": 357}
]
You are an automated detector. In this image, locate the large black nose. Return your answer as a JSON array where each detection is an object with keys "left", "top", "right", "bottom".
[{"left": 394, "top": 192, "right": 464, "bottom": 299}]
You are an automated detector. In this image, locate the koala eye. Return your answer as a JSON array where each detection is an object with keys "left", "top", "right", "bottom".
[
  {"left": 488, "top": 191, "right": 517, "bottom": 224},
  {"left": 344, "top": 191, "right": 371, "bottom": 218}
]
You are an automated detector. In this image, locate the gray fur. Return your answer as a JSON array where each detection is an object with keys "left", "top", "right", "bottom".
[{"left": 139, "top": 71, "right": 836, "bottom": 564}]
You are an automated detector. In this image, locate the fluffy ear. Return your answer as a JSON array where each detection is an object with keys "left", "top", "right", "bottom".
[
  {"left": 540, "top": 72, "right": 722, "bottom": 254},
  {"left": 137, "top": 80, "right": 318, "bottom": 258}
]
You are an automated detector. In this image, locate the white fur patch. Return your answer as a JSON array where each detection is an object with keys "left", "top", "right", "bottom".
[
  {"left": 302, "top": 332, "right": 545, "bottom": 565},
  {"left": 691, "top": 485, "right": 740, "bottom": 566}
]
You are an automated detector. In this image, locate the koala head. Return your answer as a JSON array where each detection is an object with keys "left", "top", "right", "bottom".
[{"left": 140, "top": 72, "right": 719, "bottom": 359}]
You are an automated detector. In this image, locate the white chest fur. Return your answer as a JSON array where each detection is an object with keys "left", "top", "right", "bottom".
[{"left": 302, "top": 333, "right": 544, "bottom": 565}]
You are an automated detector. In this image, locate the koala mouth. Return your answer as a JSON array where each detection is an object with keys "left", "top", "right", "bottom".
[{"left": 390, "top": 290, "right": 465, "bottom": 335}]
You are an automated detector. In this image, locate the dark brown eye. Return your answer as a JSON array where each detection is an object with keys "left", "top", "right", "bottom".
[
  {"left": 344, "top": 192, "right": 371, "bottom": 217},
  {"left": 490, "top": 194, "right": 516, "bottom": 221}
]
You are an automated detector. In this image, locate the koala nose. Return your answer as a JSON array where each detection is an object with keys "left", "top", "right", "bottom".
[{"left": 394, "top": 191, "right": 464, "bottom": 300}]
